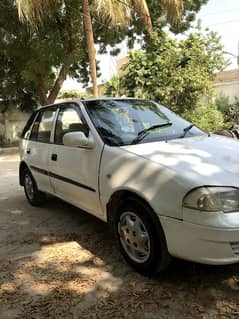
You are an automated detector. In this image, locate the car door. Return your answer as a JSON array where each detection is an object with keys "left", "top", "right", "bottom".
[
  {"left": 25, "top": 106, "right": 57, "bottom": 194},
  {"left": 48, "top": 103, "right": 104, "bottom": 217}
]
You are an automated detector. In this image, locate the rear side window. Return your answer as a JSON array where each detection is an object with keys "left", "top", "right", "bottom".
[
  {"left": 21, "top": 112, "right": 37, "bottom": 139},
  {"left": 30, "top": 108, "right": 56, "bottom": 143}
]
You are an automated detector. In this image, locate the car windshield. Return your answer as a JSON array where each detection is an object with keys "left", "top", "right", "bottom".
[{"left": 84, "top": 99, "right": 204, "bottom": 146}]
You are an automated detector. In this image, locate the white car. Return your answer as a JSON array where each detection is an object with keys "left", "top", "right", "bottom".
[{"left": 19, "top": 98, "right": 239, "bottom": 274}]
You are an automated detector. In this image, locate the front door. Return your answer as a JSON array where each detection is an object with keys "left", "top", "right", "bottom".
[
  {"left": 27, "top": 107, "right": 56, "bottom": 194},
  {"left": 48, "top": 104, "right": 103, "bottom": 217}
]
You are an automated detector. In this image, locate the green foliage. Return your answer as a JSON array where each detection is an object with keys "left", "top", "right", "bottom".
[
  {"left": 0, "top": 0, "right": 91, "bottom": 108},
  {"left": 0, "top": 0, "right": 209, "bottom": 109},
  {"left": 215, "top": 93, "right": 230, "bottom": 112},
  {"left": 167, "top": 0, "right": 209, "bottom": 33},
  {"left": 58, "top": 90, "right": 92, "bottom": 99},
  {"left": 183, "top": 105, "right": 224, "bottom": 132},
  {"left": 0, "top": 0, "right": 38, "bottom": 110},
  {"left": 215, "top": 94, "right": 239, "bottom": 126},
  {"left": 95, "top": 0, "right": 209, "bottom": 53},
  {"left": 103, "top": 76, "right": 126, "bottom": 97},
  {"left": 105, "top": 30, "right": 227, "bottom": 115},
  {"left": 58, "top": 90, "right": 83, "bottom": 99}
]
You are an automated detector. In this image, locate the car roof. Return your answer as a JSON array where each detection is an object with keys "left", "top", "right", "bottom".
[
  {"left": 36, "top": 97, "right": 143, "bottom": 111},
  {"left": 82, "top": 97, "right": 139, "bottom": 102}
]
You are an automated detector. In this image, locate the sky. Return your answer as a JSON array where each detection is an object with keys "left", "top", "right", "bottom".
[
  {"left": 62, "top": 0, "right": 239, "bottom": 91},
  {"left": 196, "top": 0, "right": 239, "bottom": 69}
]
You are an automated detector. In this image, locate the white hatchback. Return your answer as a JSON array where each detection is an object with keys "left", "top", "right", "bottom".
[{"left": 19, "top": 98, "right": 239, "bottom": 274}]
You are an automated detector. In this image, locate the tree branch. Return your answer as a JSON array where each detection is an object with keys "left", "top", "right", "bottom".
[
  {"left": 46, "top": 62, "right": 70, "bottom": 104},
  {"left": 36, "top": 75, "right": 48, "bottom": 105},
  {"left": 46, "top": 7, "right": 76, "bottom": 105}
]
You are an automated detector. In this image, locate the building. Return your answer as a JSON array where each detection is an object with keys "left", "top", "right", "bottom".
[
  {"left": 214, "top": 69, "right": 239, "bottom": 102},
  {"left": 116, "top": 56, "right": 129, "bottom": 75}
]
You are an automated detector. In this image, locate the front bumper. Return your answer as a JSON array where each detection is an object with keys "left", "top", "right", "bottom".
[{"left": 160, "top": 211, "right": 239, "bottom": 265}]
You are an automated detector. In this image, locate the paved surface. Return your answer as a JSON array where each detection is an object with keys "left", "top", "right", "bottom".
[{"left": 1, "top": 153, "right": 239, "bottom": 318}]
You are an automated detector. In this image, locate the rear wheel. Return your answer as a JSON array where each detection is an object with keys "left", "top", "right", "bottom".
[
  {"left": 23, "top": 168, "right": 46, "bottom": 206},
  {"left": 112, "top": 197, "right": 171, "bottom": 275}
]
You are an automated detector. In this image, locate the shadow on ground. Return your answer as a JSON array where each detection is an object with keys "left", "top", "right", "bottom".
[{"left": 1, "top": 195, "right": 239, "bottom": 319}]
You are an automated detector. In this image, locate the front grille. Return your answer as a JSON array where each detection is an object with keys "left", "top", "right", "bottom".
[{"left": 231, "top": 242, "right": 239, "bottom": 255}]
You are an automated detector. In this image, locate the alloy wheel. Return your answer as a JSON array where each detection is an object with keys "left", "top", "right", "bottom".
[
  {"left": 118, "top": 211, "right": 151, "bottom": 263},
  {"left": 24, "top": 173, "right": 34, "bottom": 201}
]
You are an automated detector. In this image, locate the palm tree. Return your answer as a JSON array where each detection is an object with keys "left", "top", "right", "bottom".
[
  {"left": 83, "top": 0, "right": 98, "bottom": 96},
  {"left": 16, "top": 0, "right": 183, "bottom": 98}
]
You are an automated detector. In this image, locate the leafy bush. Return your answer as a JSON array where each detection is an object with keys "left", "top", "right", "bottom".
[
  {"left": 105, "top": 30, "right": 227, "bottom": 115},
  {"left": 103, "top": 76, "right": 127, "bottom": 97},
  {"left": 215, "top": 93, "right": 230, "bottom": 113},
  {"left": 215, "top": 94, "right": 239, "bottom": 126},
  {"left": 58, "top": 90, "right": 93, "bottom": 100},
  {"left": 183, "top": 105, "right": 224, "bottom": 132},
  {"left": 58, "top": 90, "right": 84, "bottom": 99}
]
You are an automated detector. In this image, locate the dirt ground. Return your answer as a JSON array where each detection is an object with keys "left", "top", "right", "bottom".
[{"left": 0, "top": 152, "right": 239, "bottom": 319}]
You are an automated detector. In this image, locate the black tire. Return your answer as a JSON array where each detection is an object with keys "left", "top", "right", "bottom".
[
  {"left": 112, "top": 197, "right": 171, "bottom": 275},
  {"left": 23, "top": 168, "right": 46, "bottom": 206}
]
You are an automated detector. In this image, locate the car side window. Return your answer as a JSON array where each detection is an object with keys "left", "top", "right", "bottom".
[
  {"left": 21, "top": 112, "right": 37, "bottom": 139},
  {"left": 54, "top": 107, "right": 88, "bottom": 145},
  {"left": 30, "top": 108, "right": 56, "bottom": 143}
]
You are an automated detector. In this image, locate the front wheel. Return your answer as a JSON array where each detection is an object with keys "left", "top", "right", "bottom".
[
  {"left": 112, "top": 198, "right": 171, "bottom": 275},
  {"left": 23, "top": 168, "right": 46, "bottom": 206}
]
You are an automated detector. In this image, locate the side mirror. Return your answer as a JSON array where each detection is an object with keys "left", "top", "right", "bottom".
[{"left": 63, "top": 131, "right": 94, "bottom": 149}]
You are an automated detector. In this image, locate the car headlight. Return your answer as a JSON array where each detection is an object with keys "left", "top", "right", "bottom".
[{"left": 183, "top": 187, "right": 239, "bottom": 213}]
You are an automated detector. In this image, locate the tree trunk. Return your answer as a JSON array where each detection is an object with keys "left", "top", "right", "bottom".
[
  {"left": 35, "top": 62, "right": 70, "bottom": 106},
  {"left": 47, "top": 63, "right": 70, "bottom": 104},
  {"left": 82, "top": 0, "right": 98, "bottom": 97},
  {"left": 36, "top": 77, "right": 48, "bottom": 105}
]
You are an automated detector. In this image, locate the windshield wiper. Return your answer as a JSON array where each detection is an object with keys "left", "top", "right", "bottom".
[
  {"left": 181, "top": 124, "right": 194, "bottom": 138},
  {"left": 131, "top": 123, "right": 172, "bottom": 145}
]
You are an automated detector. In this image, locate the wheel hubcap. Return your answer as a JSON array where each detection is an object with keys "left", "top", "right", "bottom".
[
  {"left": 24, "top": 174, "right": 34, "bottom": 200},
  {"left": 118, "top": 212, "right": 151, "bottom": 263}
]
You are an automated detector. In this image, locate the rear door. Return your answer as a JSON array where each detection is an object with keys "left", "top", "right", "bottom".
[
  {"left": 26, "top": 106, "right": 57, "bottom": 194},
  {"left": 48, "top": 103, "right": 104, "bottom": 217}
]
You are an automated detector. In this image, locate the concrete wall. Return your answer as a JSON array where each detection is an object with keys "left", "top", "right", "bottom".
[
  {"left": 214, "top": 81, "right": 239, "bottom": 103},
  {"left": 0, "top": 107, "right": 30, "bottom": 146}
]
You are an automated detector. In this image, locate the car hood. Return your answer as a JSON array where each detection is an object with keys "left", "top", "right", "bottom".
[{"left": 121, "top": 134, "right": 239, "bottom": 187}]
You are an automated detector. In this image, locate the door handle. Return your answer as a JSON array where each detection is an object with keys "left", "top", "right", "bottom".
[
  {"left": 26, "top": 148, "right": 31, "bottom": 154},
  {"left": 51, "top": 153, "right": 57, "bottom": 161}
]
